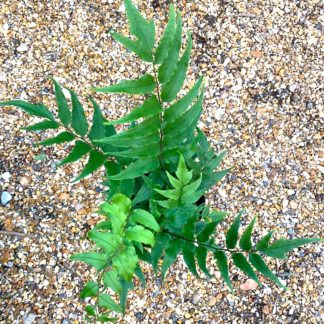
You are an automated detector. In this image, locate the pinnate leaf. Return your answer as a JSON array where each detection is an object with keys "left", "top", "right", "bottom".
[
  {"left": 161, "top": 33, "right": 192, "bottom": 102},
  {"left": 239, "top": 217, "right": 256, "bottom": 251},
  {"left": 196, "top": 246, "right": 211, "bottom": 277},
  {"left": 58, "top": 140, "right": 91, "bottom": 166},
  {"left": 69, "top": 89, "right": 89, "bottom": 137},
  {"left": 52, "top": 78, "right": 71, "bottom": 126},
  {"left": 161, "top": 238, "right": 182, "bottom": 279},
  {"left": 125, "top": 225, "right": 155, "bottom": 246},
  {"left": 107, "top": 96, "right": 162, "bottom": 125},
  {"left": 182, "top": 242, "right": 199, "bottom": 277},
  {"left": 0, "top": 100, "right": 54, "bottom": 120},
  {"left": 214, "top": 251, "right": 233, "bottom": 292},
  {"left": 88, "top": 230, "right": 122, "bottom": 255},
  {"left": 130, "top": 209, "right": 160, "bottom": 232},
  {"left": 260, "top": 238, "right": 322, "bottom": 259},
  {"left": 92, "top": 74, "right": 156, "bottom": 95},
  {"left": 112, "top": 245, "right": 138, "bottom": 281},
  {"left": 71, "top": 252, "right": 108, "bottom": 270},
  {"left": 155, "top": 4, "right": 176, "bottom": 64},
  {"left": 79, "top": 281, "right": 99, "bottom": 299},
  {"left": 103, "top": 270, "right": 122, "bottom": 295},
  {"left": 232, "top": 253, "right": 260, "bottom": 285},
  {"left": 88, "top": 97, "right": 115, "bottom": 144},
  {"left": 249, "top": 253, "right": 286, "bottom": 289},
  {"left": 151, "top": 232, "right": 170, "bottom": 273},
  {"left": 72, "top": 150, "right": 106, "bottom": 183},
  {"left": 124, "top": 0, "right": 155, "bottom": 60},
  {"left": 22, "top": 120, "right": 59, "bottom": 131},
  {"left": 34, "top": 131, "right": 75, "bottom": 146},
  {"left": 99, "top": 293, "right": 122, "bottom": 313},
  {"left": 225, "top": 210, "right": 244, "bottom": 249},
  {"left": 109, "top": 157, "right": 159, "bottom": 180},
  {"left": 158, "top": 11, "right": 182, "bottom": 83},
  {"left": 255, "top": 231, "right": 273, "bottom": 251}
]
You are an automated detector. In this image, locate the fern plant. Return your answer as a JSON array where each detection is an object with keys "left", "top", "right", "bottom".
[{"left": 1, "top": 0, "right": 322, "bottom": 322}]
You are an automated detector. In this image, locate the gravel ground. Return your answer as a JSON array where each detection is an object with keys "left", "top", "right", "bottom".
[{"left": 0, "top": 0, "right": 323, "bottom": 323}]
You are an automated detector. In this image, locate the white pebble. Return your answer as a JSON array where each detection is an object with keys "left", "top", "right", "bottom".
[
  {"left": 1, "top": 171, "right": 11, "bottom": 182},
  {"left": 17, "top": 43, "right": 29, "bottom": 52}
]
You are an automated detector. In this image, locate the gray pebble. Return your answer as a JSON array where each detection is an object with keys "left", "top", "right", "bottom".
[{"left": 23, "top": 313, "right": 36, "bottom": 324}]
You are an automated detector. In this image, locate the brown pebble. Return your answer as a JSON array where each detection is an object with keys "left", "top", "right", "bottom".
[
  {"left": 208, "top": 297, "right": 217, "bottom": 306},
  {"left": 20, "top": 176, "right": 31, "bottom": 186}
]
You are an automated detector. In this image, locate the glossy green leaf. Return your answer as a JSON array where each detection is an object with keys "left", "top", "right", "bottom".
[
  {"left": 52, "top": 78, "right": 71, "bottom": 125},
  {"left": 79, "top": 281, "right": 99, "bottom": 299},
  {"left": 85, "top": 305, "right": 96, "bottom": 316},
  {"left": 255, "top": 231, "right": 274, "bottom": 251},
  {"left": 88, "top": 97, "right": 115, "bottom": 144},
  {"left": 112, "top": 245, "right": 138, "bottom": 281},
  {"left": 58, "top": 140, "right": 92, "bottom": 166},
  {"left": 88, "top": 230, "right": 122, "bottom": 255},
  {"left": 158, "top": 11, "right": 182, "bottom": 83},
  {"left": 214, "top": 250, "right": 233, "bottom": 292},
  {"left": 201, "top": 168, "right": 232, "bottom": 190},
  {"left": 69, "top": 89, "right": 88, "bottom": 137},
  {"left": 72, "top": 150, "right": 106, "bottom": 182},
  {"left": 0, "top": 100, "right": 54, "bottom": 120},
  {"left": 92, "top": 74, "right": 156, "bottom": 95},
  {"left": 197, "top": 221, "right": 220, "bottom": 243},
  {"left": 104, "top": 142, "right": 159, "bottom": 159},
  {"left": 232, "top": 253, "right": 260, "bottom": 285},
  {"left": 99, "top": 293, "right": 122, "bottom": 313},
  {"left": 119, "top": 279, "right": 133, "bottom": 313},
  {"left": 22, "top": 120, "right": 59, "bottom": 131},
  {"left": 151, "top": 232, "right": 170, "bottom": 273},
  {"left": 175, "top": 154, "right": 192, "bottom": 185},
  {"left": 203, "top": 151, "right": 226, "bottom": 173},
  {"left": 225, "top": 210, "right": 244, "bottom": 249},
  {"left": 110, "top": 193, "right": 132, "bottom": 215},
  {"left": 107, "top": 96, "right": 162, "bottom": 125},
  {"left": 124, "top": 0, "right": 155, "bottom": 61},
  {"left": 131, "top": 209, "right": 159, "bottom": 232},
  {"left": 126, "top": 225, "right": 155, "bottom": 246},
  {"left": 71, "top": 252, "right": 108, "bottom": 270},
  {"left": 249, "top": 253, "right": 286, "bottom": 289},
  {"left": 161, "top": 33, "right": 192, "bottom": 102},
  {"left": 155, "top": 4, "right": 176, "bottom": 64},
  {"left": 260, "top": 238, "right": 322, "bottom": 259},
  {"left": 196, "top": 246, "right": 211, "bottom": 277},
  {"left": 161, "top": 239, "right": 182, "bottom": 279},
  {"left": 100, "top": 202, "right": 127, "bottom": 236},
  {"left": 34, "top": 131, "right": 75, "bottom": 146},
  {"left": 109, "top": 157, "right": 159, "bottom": 180},
  {"left": 164, "top": 77, "right": 203, "bottom": 123},
  {"left": 103, "top": 270, "right": 122, "bottom": 295},
  {"left": 134, "top": 264, "right": 146, "bottom": 287},
  {"left": 239, "top": 217, "right": 256, "bottom": 251},
  {"left": 111, "top": 32, "right": 152, "bottom": 62},
  {"left": 182, "top": 242, "right": 199, "bottom": 277},
  {"left": 98, "top": 116, "right": 159, "bottom": 145}
]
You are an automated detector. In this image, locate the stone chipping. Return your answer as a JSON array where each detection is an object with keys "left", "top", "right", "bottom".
[{"left": 0, "top": 0, "right": 323, "bottom": 323}]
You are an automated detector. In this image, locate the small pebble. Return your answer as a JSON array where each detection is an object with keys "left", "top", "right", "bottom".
[
  {"left": 17, "top": 43, "right": 29, "bottom": 52},
  {"left": 1, "top": 191, "right": 13, "bottom": 205},
  {"left": 1, "top": 172, "right": 11, "bottom": 182}
]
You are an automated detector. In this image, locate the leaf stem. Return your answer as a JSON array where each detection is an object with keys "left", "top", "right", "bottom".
[
  {"left": 163, "top": 229, "right": 247, "bottom": 254},
  {"left": 152, "top": 61, "right": 165, "bottom": 171},
  {"left": 57, "top": 121, "right": 107, "bottom": 156}
]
